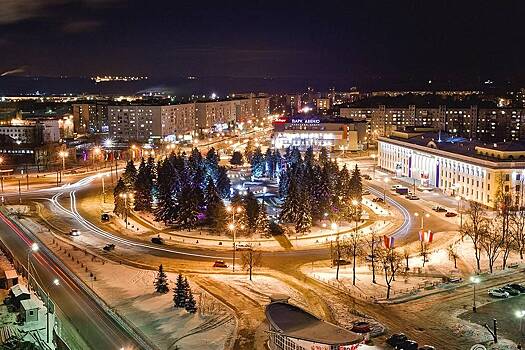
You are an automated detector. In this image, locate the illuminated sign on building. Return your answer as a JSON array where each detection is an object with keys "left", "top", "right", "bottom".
[{"left": 291, "top": 118, "right": 321, "bottom": 124}]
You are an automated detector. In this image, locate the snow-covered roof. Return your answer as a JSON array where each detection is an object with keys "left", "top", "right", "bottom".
[
  {"left": 20, "top": 298, "right": 40, "bottom": 311},
  {"left": 265, "top": 302, "right": 362, "bottom": 345},
  {"left": 4, "top": 270, "right": 17, "bottom": 280},
  {"left": 10, "top": 284, "right": 29, "bottom": 297}
]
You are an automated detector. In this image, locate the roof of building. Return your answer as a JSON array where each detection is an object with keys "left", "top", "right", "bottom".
[
  {"left": 9, "top": 284, "right": 29, "bottom": 298},
  {"left": 4, "top": 270, "right": 17, "bottom": 280},
  {"left": 380, "top": 131, "right": 525, "bottom": 163},
  {"left": 20, "top": 298, "right": 40, "bottom": 311},
  {"left": 265, "top": 302, "right": 362, "bottom": 345}
]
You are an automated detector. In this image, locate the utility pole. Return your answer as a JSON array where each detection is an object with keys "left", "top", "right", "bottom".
[{"left": 18, "top": 179, "right": 21, "bottom": 204}]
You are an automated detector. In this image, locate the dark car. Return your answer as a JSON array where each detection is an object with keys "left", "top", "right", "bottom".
[
  {"left": 400, "top": 340, "right": 418, "bottom": 350},
  {"left": 351, "top": 321, "right": 370, "bottom": 333},
  {"left": 445, "top": 212, "right": 458, "bottom": 217},
  {"left": 418, "top": 346, "right": 435, "bottom": 350},
  {"left": 502, "top": 285, "right": 520, "bottom": 296},
  {"left": 387, "top": 333, "right": 408, "bottom": 347},
  {"left": 151, "top": 236, "right": 165, "bottom": 245},
  {"left": 362, "top": 174, "right": 372, "bottom": 180},
  {"left": 333, "top": 259, "right": 351, "bottom": 266},
  {"left": 103, "top": 243, "right": 115, "bottom": 252},
  {"left": 508, "top": 283, "right": 525, "bottom": 293},
  {"left": 432, "top": 206, "right": 447, "bottom": 212},
  {"left": 372, "top": 197, "right": 384, "bottom": 203},
  {"left": 213, "top": 260, "right": 228, "bottom": 268},
  {"left": 101, "top": 213, "right": 110, "bottom": 222}
]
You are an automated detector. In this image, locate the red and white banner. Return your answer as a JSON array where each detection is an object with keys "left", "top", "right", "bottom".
[
  {"left": 383, "top": 235, "right": 395, "bottom": 249},
  {"left": 418, "top": 230, "right": 433, "bottom": 243}
]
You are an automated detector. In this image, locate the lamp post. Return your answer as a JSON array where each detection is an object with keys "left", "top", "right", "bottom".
[
  {"left": 227, "top": 205, "right": 243, "bottom": 272},
  {"left": 371, "top": 154, "right": 376, "bottom": 179},
  {"left": 455, "top": 195, "right": 463, "bottom": 230},
  {"left": 27, "top": 243, "right": 39, "bottom": 292},
  {"left": 331, "top": 222, "right": 341, "bottom": 280},
  {"left": 45, "top": 278, "right": 60, "bottom": 344},
  {"left": 98, "top": 173, "right": 108, "bottom": 203},
  {"left": 93, "top": 146, "right": 101, "bottom": 171},
  {"left": 516, "top": 310, "right": 525, "bottom": 336},
  {"left": 471, "top": 276, "right": 480, "bottom": 312},
  {"left": 119, "top": 192, "right": 133, "bottom": 229},
  {"left": 414, "top": 212, "right": 430, "bottom": 230},
  {"left": 383, "top": 177, "right": 390, "bottom": 203},
  {"left": 58, "top": 151, "right": 68, "bottom": 172}
]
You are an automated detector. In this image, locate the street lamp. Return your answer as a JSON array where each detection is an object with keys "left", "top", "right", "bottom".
[
  {"left": 98, "top": 173, "right": 109, "bottom": 203},
  {"left": 516, "top": 310, "right": 525, "bottom": 336},
  {"left": 93, "top": 146, "right": 101, "bottom": 170},
  {"left": 414, "top": 212, "right": 430, "bottom": 230},
  {"left": 119, "top": 193, "right": 133, "bottom": 229},
  {"left": 383, "top": 177, "right": 390, "bottom": 203},
  {"left": 371, "top": 154, "right": 376, "bottom": 179},
  {"left": 45, "top": 278, "right": 60, "bottom": 343},
  {"left": 331, "top": 222, "right": 342, "bottom": 280},
  {"left": 58, "top": 151, "right": 68, "bottom": 171},
  {"left": 227, "top": 205, "right": 243, "bottom": 272},
  {"left": 471, "top": 276, "right": 481, "bottom": 312},
  {"left": 27, "top": 243, "right": 39, "bottom": 292}
]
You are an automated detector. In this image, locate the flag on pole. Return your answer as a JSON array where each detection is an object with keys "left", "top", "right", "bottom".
[
  {"left": 383, "top": 235, "right": 394, "bottom": 249},
  {"left": 419, "top": 230, "right": 433, "bottom": 243}
]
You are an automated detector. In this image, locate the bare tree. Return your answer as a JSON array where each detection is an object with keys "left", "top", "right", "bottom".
[
  {"left": 376, "top": 246, "right": 403, "bottom": 299},
  {"left": 344, "top": 231, "right": 365, "bottom": 286},
  {"left": 366, "top": 230, "right": 380, "bottom": 284},
  {"left": 481, "top": 221, "right": 503, "bottom": 273},
  {"left": 403, "top": 248, "right": 410, "bottom": 272},
  {"left": 448, "top": 244, "right": 459, "bottom": 269},
  {"left": 511, "top": 207, "right": 525, "bottom": 259},
  {"left": 240, "top": 249, "right": 262, "bottom": 281},
  {"left": 462, "top": 201, "right": 487, "bottom": 272},
  {"left": 419, "top": 241, "right": 430, "bottom": 268},
  {"left": 494, "top": 189, "right": 513, "bottom": 269}
]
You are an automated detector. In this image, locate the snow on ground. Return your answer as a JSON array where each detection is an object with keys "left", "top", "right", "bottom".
[{"left": 210, "top": 274, "right": 308, "bottom": 309}]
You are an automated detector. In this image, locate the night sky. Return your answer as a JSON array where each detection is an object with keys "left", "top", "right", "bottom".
[{"left": 2, "top": 1, "right": 525, "bottom": 89}]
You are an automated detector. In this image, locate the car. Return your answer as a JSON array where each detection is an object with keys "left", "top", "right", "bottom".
[
  {"left": 101, "top": 213, "right": 110, "bottom": 222},
  {"left": 103, "top": 243, "right": 115, "bottom": 252},
  {"left": 400, "top": 340, "right": 418, "bottom": 350},
  {"left": 502, "top": 285, "right": 520, "bottom": 296},
  {"left": 151, "top": 236, "right": 165, "bottom": 245},
  {"left": 407, "top": 194, "right": 419, "bottom": 200},
  {"left": 235, "top": 243, "right": 252, "bottom": 251},
  {"left": 386, "top": 333, "right": 408, "bottom": 347},
  {"left": 351, "top": 321, "right": 370, "bottom": 333},
  {"left": 213, "top": 260, "right": 228, "bottom": 268},
  {"left": 432, "top": 206, "right": 447, "bottom": 212},
  {"left": 362, "top": 174, "right": 372, "bottom": 180},
  {"left": 362, "top": 189, "right": 370, "bottom": 195},
  {"left": 69, "top": 229, "right": 80, "bottom": 236},
  {"left": 445, "top": 211, "right": 458, "bottom": 217},
  {"left": 372, "top": 197, "right": 384, "bottom": 203},
  {"left": 488, "top": 288, "right": 510, "bottom": 298},
  {"left": 391, "top": 185, "right": 402, "bottom": 190},
  {"left": 508, "top": 283, "right": 525, "bottom": 293},
  {"left": 418, "top": 346, "right": 435, "bottom": 350}
]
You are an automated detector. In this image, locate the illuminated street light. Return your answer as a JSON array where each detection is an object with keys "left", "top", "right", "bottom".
[
  {"left": 470, "top": 276, "right": 481, "bottom": 312},
  {"left": 119, "top": 192, "right": 134, "bottom": 229},
  {"left": 516, "top": 310, "right": 525, "bottom": 335},
  {"left": 227, "top": 205, "right": 243, "bottom": 272},
  {"left": 58, "top": 151, "right": 68, "bottom": 171},
  {"left": 414, "top": 212, "right": 430, "bottom": 229},
  {"left": 383, "top": 177, "right": 390, "bottom": 203}
]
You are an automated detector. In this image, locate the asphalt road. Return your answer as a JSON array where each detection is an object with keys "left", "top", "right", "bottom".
[{"left": 0, "top": 209, "right": 146, "bottom": 350}]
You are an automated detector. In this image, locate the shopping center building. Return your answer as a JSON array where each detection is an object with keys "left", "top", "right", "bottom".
[
  {"left": 271, "top": 116, "right": 367, "bottom": 151},
  {"left": 265, "top": 301, "right": 363, "bottom": 350},
  {"left": 378, "top": 131, "right": 525, "bottom": 207}
]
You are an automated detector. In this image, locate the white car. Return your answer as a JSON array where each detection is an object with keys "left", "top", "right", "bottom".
[
  {"left": 488, "top": 288, "right": 509, "bottom": 298},
  {"left": 235, "top": 243, "right": 252, "bottom": 251},
  {"left": 69, "top": 229, "right": 80, "bottom": 236}
]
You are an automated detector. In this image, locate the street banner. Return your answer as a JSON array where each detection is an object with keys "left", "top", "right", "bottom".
[{"left": 383, "top": 235, "right": 394, "bottom": 249}]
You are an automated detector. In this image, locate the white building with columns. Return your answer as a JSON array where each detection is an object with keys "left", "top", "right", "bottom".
[{"left": 378, "top": 131, "right": 525, "bottom": 208}]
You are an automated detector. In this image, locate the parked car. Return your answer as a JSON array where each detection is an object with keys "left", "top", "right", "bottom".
[
  {"left": 445, "top": 212, "right": 458, "bottom": 217},
  {"left": 69, "top": 229, "right": 80, "bottom": 236},
  {"left": 418, "top": 346, "right": 435, "bottom": 350},
  {"left": 100, "top": 213, "right": 110, "bottom": 222},
  {"left": 151, "top": 236, "right": 165, "bottom": 245},
  {"left": 502, "top": 285, "right": 520, "bottom": 296},
  {"left": 351, "top": 321, "right": 370, "bottom": 333},
  {"left": 333, "top": 259, "right": 351, "bottom": 266},
  {"left": 213, "top": 260, "right": 228, "bottom": 268},
  {"left": 488, "top": 288, "right": 510, "bottom": 298},
  {"left": 235, "top": 243, "right": 252, "bottom": 251},
  {"left": 372, "top": 197, "right": 384, "bottom": 203},
  {"left": 362, "top": 174, "right": 372, "bottom": 180},
  {"left": 362, "top": 189, "right": 370, "bottom": 195},
  {"left": 508, "top": 283, "right": 525, "bottom": 293},
  {"left": 407, "top": 194, "right": 419, "bottom": 200},
  {"left": 386, "top": 333, "right": 408, "bottom": 348},
  {"left": 395, "top": 187, "right": 409, "bottom": 195},
  {"left": 401, "top": 340, "right": 419, "bottom": 350},
  {"left": 432, "top": 206, "right": 447, "bottom": 212},
  {"left": 391, "top": 185, "right": 402, "bottom": 191},
  {"left": 103, "top": 243, "right": 115, "bottom": 252}
]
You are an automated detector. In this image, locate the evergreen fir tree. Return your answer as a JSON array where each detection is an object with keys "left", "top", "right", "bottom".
[
  {"left": 205, "top": 177, "right": 228, "bottom": 232},
  {"left": 278, "top": 167, "right": 290, "bottom": 198},
  {"left": 295, "top": 190, "right": 312, "bottom": 234},
  {"left": 255, "top": 202, "right": 270, "bottom": 235},
  {"left": 185, "top": 288, "right": 197, "bottom": 313},
  {"left": 244, "top": 140, "right": 255, "bottom": 162},
  {"left": 122, "top": 160, "right": 137, "bottom": 190},
  {"left": 134, "top": 158, "right": 153, "bottom": 211},
  {"left": 154, "top": 264, "right": 169, "bottom": 294},
  {"left": 113, "top": 178, "right": 127, "bottom": 216},
  {"left": 216, "top": 166, "right": 231, "bottom": 199},
  {"left": 280, "top": 177, "right": 302, "bottom": 224},
  {"left": 349, "top": 164, "right": 363, "bottom": 201},
  {"left": 303, "top": 146, "right": 315, "bottom": 167},
  {"left": 289, "top": 147, "right": 302, "bottom": 166},
  {"left": 173, "top": 274, "right": 186, "bottom": 308},
  {"left": 319, "top": 147, "right": 329, "bottom": 165},
  {"left": 154, "top": 159, "right": 179, "bottom": 223},
  {"left": 230, "top": 151, "right": 244, "bottom": 166},
  {"left": 176, "top": 184, "right": 200, "bottom": 230},
  {"left": 264, "top": 148, "right": 274, "bottom": 178},
  {"left": 205, "top": 147, "right": 220, "bottom": 182},
  {"left": 311, "top": 165, "right": 332, "bottom": 220},
  {"left": 243, "top": 189, "right": 260, "bottom": 230},
  {"left": 273, "top": 149, "right": 282, "bottom": 174},
  {"left": 251, "top": 147, "right": 265, "bottom": 178}
]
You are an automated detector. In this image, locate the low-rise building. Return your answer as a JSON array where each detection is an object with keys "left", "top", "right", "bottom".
[
  {"left": 378, "top": 131, "right": 525, "bottom": 207},
  {"left": 272, "top": 116, "right": 367, "bottom": 151}
]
